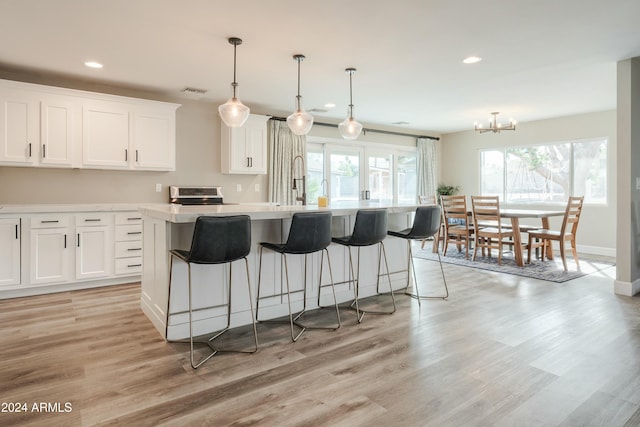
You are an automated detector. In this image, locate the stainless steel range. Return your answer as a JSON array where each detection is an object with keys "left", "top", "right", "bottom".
[{"left": 169, "top": 186, "right": 224, "bottom": 205}]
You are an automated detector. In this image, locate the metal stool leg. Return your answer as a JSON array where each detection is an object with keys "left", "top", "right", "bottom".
[
  {"left": 349, "top": 242, "right": 396, "bottom": 322},
  {"left": 405, "top": 240, "right": 448, "bottom": 302}
]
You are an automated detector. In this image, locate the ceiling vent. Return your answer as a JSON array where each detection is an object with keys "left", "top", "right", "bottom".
[
  {"left": 308, "top": 108, "right": 328, "bottom": 113},
  {"left": 181, "top": 87, "right": 208, "bottom": 95}
]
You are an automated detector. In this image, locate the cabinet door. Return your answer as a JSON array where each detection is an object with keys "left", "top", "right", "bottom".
[
  {"left": 30, "top": 228, "right": 70, "bottom": 285},
  {"left": 221, "top": 114, "right": 268, "bottom": 174},
  {"left": 76, "top": 225, "right": 113, "bottom": 280},
  {"left": 0, "top": 218, "right": 21, "bottom": 287},
  {"left": 40, "top": 96, "right": 76, "bottom": 167},
  {"left": 132, "top": 110, "right": 175, "bottom": 171},
  {"left": 82, "top": 101, "right": 130, "bottom": 169},
  {"left": 245, "top": 123, "right": 267, "bottom": 174},
  {"left": 0, "top": 88, "right": 38, "bottom": 165}
]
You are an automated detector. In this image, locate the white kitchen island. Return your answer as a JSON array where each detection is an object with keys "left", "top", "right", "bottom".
[{"left": 139, "top": 202, "right": 419, "bottom": 341}]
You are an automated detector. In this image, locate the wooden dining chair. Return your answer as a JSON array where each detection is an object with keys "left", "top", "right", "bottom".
[
  {"left": 440, "top": 195, "right": 473, "bottom": 259},
  {"left": 471, "top": 196, "right": 514, "bottom": 265},
  {"left": 526, "top": 196, "right": 584, "bottom": 271}
]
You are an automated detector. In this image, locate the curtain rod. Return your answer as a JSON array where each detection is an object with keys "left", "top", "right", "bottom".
[{"left": 269, "top": 116, "right": 440, "bottom": 141}]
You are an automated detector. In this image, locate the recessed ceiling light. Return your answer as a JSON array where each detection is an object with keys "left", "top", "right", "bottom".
[
  {"left": 324, "top": 103, "right": 336, "bottom": 108},
  {"left": 463, "top": 56, "right": 482, "bottom": 64},
  {"left": 84, "top": 61, "right": 103, "bottom": 69}
]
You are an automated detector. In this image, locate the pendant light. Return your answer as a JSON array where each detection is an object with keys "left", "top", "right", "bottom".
[
  {"left": 338, "top": 67, "right": 363, "bottom": 140},
  {"left": 286, "top": 54, "right": 314, "bottom": 135},
  {"left": 218, "top": 37, "right": 250, "bottom": 128}
]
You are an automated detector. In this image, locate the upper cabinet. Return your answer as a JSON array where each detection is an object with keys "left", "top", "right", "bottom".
[
  {"left": 0, "top": 87, "right": 39, "bottom": 165},
  {"left": 221, "top": 114, "right": 269, "bottom": 174},
  {"left": 0, "top": 79, "right": 179, "bottom": 171}
]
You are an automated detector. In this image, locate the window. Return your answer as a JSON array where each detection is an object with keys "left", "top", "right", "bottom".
[
  {"left": 306, "top": 140, "right": 417, "bottom": 205},
  {"left": 480, "top": 138, "right": 607, "bottom": 205}
]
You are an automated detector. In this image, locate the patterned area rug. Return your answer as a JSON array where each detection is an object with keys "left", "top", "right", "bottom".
[{"left": 413, "top": 246, "right": 615, "bottom": 283}]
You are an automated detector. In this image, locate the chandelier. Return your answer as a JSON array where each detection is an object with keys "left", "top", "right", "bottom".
[{"left": 475, "top": 112, "right": 516, "bottom": 133}]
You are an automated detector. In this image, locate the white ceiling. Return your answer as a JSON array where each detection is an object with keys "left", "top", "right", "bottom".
[{"left": 1, "top": 0, "right": 639, "bottom": 134}]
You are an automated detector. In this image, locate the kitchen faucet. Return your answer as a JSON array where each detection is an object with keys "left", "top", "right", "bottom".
[{"left": 291, "top": 155, "right": 306, "bottom": 205}]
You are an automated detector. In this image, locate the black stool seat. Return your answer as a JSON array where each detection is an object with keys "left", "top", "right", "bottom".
[
  {"left": 331, "top": 208, "right": 395, "bottom": 323},
  {"left": 256, "top": 211, "right": 340, "bottom": 342},
  {"left": 387, "top": 205, "right": 448, "bottom": 302},
  {"left": 168, "top": 215, "right": 258, "bottom": 369}
]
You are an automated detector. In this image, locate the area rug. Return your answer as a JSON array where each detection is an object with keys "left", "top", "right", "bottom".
[{"left": 413, "top": 246, "right": 615, "bottom": 283}]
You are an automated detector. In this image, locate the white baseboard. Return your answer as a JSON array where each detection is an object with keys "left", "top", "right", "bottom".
[{"left": 614, "top": 278, "right": 640, "bottom": 296}]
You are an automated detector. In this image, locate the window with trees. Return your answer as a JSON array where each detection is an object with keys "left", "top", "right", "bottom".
[{"left": 480, "top": 138, "right": 607, "bottom": 205}]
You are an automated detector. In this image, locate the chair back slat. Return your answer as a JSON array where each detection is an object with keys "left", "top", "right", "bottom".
[
  {"left": 441, "top": 195, "right": 468, "bottom": 221},
  {"left": 561, "top": 196, "right": 584, "bottom": 235},
  {"left": 471, "top": 195, "right": 502, "bottom": 230}
]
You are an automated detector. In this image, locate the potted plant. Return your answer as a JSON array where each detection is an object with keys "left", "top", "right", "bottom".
[{"left": 437, "top": 184, "right": 460, "bottom": 196}]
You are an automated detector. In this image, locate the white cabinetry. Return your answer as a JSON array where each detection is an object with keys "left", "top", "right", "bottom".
[
  {"left": 0, "top": 79, "right": 179, "bottom": 171},
  {"left": 114, "top": 214, "right": 143, "bottom": 275},
  {"left": 29, "top": 215, "right": 71, "bottom": 285},
  {"left": 82, "top": 100, "right": 177, "bottom": 171},
  {"left": 221, "top": 114, "right": 268, "bottom": 174},
  {"left": 82, "top": 100, "right": 130, "bottom": 169},
  {"left": 75, "top": 213, "right": 113, "bottom": 280},
  {"left": 40, "top": 96, "right": 77, "bottom": 167},
  {"left": 132, "top": 109, "right": 175, "bottom": 170},
  {"left": 0, "top": 218, "right": 21, "bottom": 287},
  {"left": 0, "top": 87, "right": 39, "bottom": 165}
]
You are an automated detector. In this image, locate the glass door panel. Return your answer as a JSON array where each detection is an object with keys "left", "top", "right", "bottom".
[
  {"left": 397, "top": 153, "right": 417, "bottom": 203},
  {"left": 329, "top": 149, "right": 362, "bottom": 203},
  {"left": 365, "top": 152, "right": 393, "bottom": 202}
]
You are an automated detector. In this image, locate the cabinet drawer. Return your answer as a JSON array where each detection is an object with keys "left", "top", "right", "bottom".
[
  {"left": 115, "top": 213, "right": 142, "bottom": 225},
  {"left": 115, "top": 257, "right": 142, "bottom": 275},
  {"left": 115, "top": 240, "right": 143, "bottom": 258},
  {"left": 30, "top": 215, "right": 69, "bottom": 229},
  {"left": 115, "top": 224, "right": 142, "bottom": 241},
  {"left": 76, "top": 213, "right": 113, "bottom": 226}
]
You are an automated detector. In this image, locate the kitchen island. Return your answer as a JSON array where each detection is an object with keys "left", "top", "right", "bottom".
[{"left": 139, "top": 202, "right": 419, "bottom": 340}]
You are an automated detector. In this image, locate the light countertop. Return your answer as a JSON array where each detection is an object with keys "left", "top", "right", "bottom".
[
  {"left": 139, "top": 201, "right": 420, "bottom": 223},
  {"left": 0, "top": 203, "right": 143, "bottom": 214}
]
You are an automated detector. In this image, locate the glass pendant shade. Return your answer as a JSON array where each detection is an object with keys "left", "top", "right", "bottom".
[
  {"left": 287, "top": 96, "right": 314, "bottom": 135},
  {"left": 219, "top": 92, "right": 250, "bottom": 127},
  {"left": 340, "top": 68, "right": 362, "bottom": 140},
  {"left": 218, "top": 37, "right": 250, "bottom": 128},
  {"left": 287, "top": 54, "right": 313, "bottom": 135},
  {"left": 339, "top": 113, "right": 363, "bottom": 140}
]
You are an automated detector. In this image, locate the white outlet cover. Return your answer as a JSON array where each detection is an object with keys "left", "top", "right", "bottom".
[{"left": 237, "top": 184, "right": 242, "bottom": 192}]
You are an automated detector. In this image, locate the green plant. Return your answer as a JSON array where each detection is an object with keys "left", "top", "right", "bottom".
[{"left": 437, "top": 183, "right": 460, "bottom": 195}]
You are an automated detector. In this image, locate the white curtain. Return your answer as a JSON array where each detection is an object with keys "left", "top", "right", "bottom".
[
  {"left": 417, "top": 137, "right": 437, "bottom": 199},
  {"left": 268, "top": 119, "right": 307, "bottom": 205}
]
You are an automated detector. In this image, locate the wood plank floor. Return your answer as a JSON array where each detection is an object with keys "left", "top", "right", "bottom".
[{"left": 1, "top": 255, "right": 638, "bottom": 426}]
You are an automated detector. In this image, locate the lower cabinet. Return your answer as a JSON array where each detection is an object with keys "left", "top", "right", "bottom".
[
  {"left": 0, "top": 217, "right": 21, "bottom": 287},
  {"left": 75, "top": 213, "right": 113, "bottom": 280},
  {"left": 0, "top": 209, "right": 142, "bottom": 298},
  {"left": 114, "top": 213, "right": 143, "bottom": 275},
  {"left": 29, "top": 215, "right": 71, "bottom": 285}
]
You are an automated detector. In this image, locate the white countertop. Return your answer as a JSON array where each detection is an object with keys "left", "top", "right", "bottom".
[
  {"left": 0, "top": 203, "right": 142, "bottom": 214},
  {"left": 139, "top": 201, "right": 420, "bottom": 223}
]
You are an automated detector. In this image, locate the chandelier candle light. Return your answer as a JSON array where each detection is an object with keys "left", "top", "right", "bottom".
[
  {"left": 218, "top": 37, "right": 250, "bottom": 128},
  {"left": 339, "top": 67, "right": 363, "bottom": 140},
  {"left": 287, "top": 54, "right": 314, "bottom": 135},
  {"left": 475, "top": 112, "right": 516, "bottom": 134}
]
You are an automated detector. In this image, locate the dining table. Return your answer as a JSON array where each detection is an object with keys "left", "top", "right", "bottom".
[{"left": 499, "top": 208, "right": 565, "bottom": 267}]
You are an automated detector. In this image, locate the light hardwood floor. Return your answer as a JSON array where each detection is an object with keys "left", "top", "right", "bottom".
[{"left": 1, "top": 255, "right": 638, "bottom": 427}]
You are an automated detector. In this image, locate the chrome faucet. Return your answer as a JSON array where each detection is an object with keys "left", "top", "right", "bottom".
[{"left": 292, "top": 155, "right": 306, "bottom": 205}]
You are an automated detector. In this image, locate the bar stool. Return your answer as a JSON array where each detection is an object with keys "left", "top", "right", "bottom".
[
  {"left": 387, "top": 205, "right": 448, "bottom": 304},
  {"left": 331, "top": 208, "right": 395, "bottom": 323},
  {"left": 168, "top": 215, "right": 258, "bottom": 369},
  {"left": 255, "top": 211, "right": 340, "bottom": 342}
]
